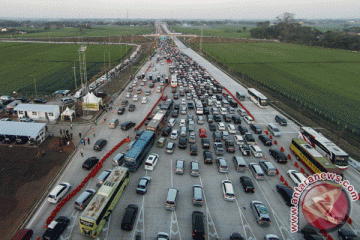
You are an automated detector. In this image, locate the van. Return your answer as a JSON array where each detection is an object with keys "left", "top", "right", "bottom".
[
  {"left": 259, "top": 160, "right": 277, "bottom": 176},
  {"left": 109, "top": 118, "right": 119, "bottom": 129},
  {"left": 165, "top": 188, "right": 179, "bottom": 210},
  {"left": 222, "top": 180, "right": 236, "bottom": 201},
  {"left": 144, "top": 154, "right": 159, "bottom": 171},
  {"left": 232, "top": 156, "right": 247, "bottom": 172},
  {"left": 61, "top": 97, "right": 74, "bottom": 104},
  {"left": 192, "top": 185, "right": 204, "bottom": 206},
  {"left": 157, "top": 137, "right": 167, "bottom": 148},
  {"left": 74, "top": 189, "right": 96, "bottom": 210},
  {"left": 275, "top": 115, "right": 288, "bottom": 126},
  {"left": 190, "top": 161, "right": 200, "bottom": 177},
  {"left": 121, "top": 204, "right": 139, "bottom": 231},
  {"left": 121, "top": 121, "right": 135, "bottom": 131},
  {"left": 236, "top": 91, "right": 246, "bottom": 101},
  {"left": 192, "top": 211, "right": 205, "bottom": 240},
  {"left": 250, "top": 201, "right": 271, "bottom": 226},
  {"left": 249, "top": 163, "right": 266, "bottom": 180},
  {"left": 229, "top": 99, "right": 238, "bottom": 108},
  {"left": 96, "top": 170, "right": 112, "bottom": 186},
  {"left": 47, "top": 182, "right": 71, "bottom": 203},
  {"left": 112, "top": 152, "right": 126, "bottom": 166},
  {"left": 221, "top": 99, "right": 229, "bottom": 107},
  {"left": 267, "top": 124, "right": 281, "bottom": 137},
  {"left": 11, "top": 229, "right": 33, "bottom": 240}
]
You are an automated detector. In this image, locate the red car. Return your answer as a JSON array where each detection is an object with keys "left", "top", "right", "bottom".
[
  {"left": 199, "top": 128, "right": 207, "bottom": 138},
  {"left": 162, "top": 95, "right": 168, "bottom": 101}
]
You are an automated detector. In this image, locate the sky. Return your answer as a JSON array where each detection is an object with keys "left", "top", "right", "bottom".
[{"left": 1, "top": 0, "right": 359, "bottom": 20}]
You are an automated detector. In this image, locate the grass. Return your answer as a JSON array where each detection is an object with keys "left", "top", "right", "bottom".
[
  {"left": 171, "top": 25, "right": 253, "bottom": 38},
  {"left": 0, "top": 42, "right": 133, "bottom": 96},
  {"left": 200, "top": 42, "right": 360, "bottom": 131},
  {"left": 2, "top": 25, "right": 154, "bottom": 38}
]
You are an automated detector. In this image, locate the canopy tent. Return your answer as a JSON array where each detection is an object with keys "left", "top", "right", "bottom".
[
  {"left": 82, "top": 92, "right": 103, "bottom": 111},
  {"left": 61, "top": 107, "right": 75, "bottom": 121}
]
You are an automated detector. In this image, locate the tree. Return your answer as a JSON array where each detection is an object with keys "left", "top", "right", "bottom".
[{"left": 276, "top": 12, "right": 296, "bottom": 42}]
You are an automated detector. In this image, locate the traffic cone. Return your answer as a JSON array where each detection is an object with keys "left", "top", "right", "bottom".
[
  {"left": 264, "top": 156, "right": 266, "bottom": 160},
  {"left": 300, "top": 168, "right": 305, "bottom": 173},
  {"left": 280, "top": 175, "right": 284, "bottom": 182},
  {"left": 274, "top": 140, "right": 277, "bottom": 145},
  {"left": 269, "top": 135, "right": 273, "bottom": 139},
  {"left": 287, "top": 154, "right": 291, "bottom": 160},
  {"left": 294, "top": 162, "right": 299, "bottom": 168},
  {"left": 280, "top": 146, "right": 284, "bottom": 152}
]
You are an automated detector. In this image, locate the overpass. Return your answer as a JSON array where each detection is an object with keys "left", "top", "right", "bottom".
[{"left": 143, "top": 33, "right": 198, "bottom": 38}]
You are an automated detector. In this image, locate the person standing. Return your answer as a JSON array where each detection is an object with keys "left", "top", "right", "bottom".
[
  {"left": 80, "top": 149, "right": 83, "bottom": 157},
  {"left": 81, "top": 138, "right": 85, "bottom": 145},
  {"left": 87, "top": 137, "right": 90, "bottom": 144},
  {"left": 79, "top": 132, "right": 82, "bottom": 138},
  {"left": 60, "top": 129, "right": 62, "bottom": 135},
  {"left": 70, "top": 124, "right": 73, "bottom": 130}
]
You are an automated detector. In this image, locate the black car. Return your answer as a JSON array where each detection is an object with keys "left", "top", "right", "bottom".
[
  {"left": 338, "top": 229, "right": 360, "bottom": 240},
  {"left": 203, "top": 107, "right": 210, "bottom": 115},
  {"left": 201, "top": 138, "right": 210, "bottom": 149},
  {"left": 207, "top": 115, "right": 214, "bottom": 123},
  {"left": 214, "top": 115, "right": 222, "bottom": 122},
  {"left": 190, "top": 144, "right": 198, "bottom": 155},
  {"left": 238, "top": 126, "right": 248, "bottom": 135},
  {"left": 250, "top": 124, "right": 262, "bottom": 134},
  {"left": 128, "top": 104, "right": 136, "bottom": 112},
  {"left": 4, "top": 135, "right": 16, "bottom": 143},
  {"left": 121, "top": 121, "right": 136, "bottom": 130},
  {"left": 16, "top": 136, "right": 29, "bottom": 144},
  {"left": 42, "top": 216, "right": 70, "bottom": 240},
  {"left": 276, "top": 184, "right": 294, "bottom": 207},
  {"left": 213, "top": 132, "right": 222, "bottom": 142},
  {"left": 240, "top": 176, "right": 255, "bottom": 193},
  {"left": 117, "top": 107, "right": 125, "bottom": 115},
  {"left": 162, "top": 127, "right": 172, "bottom": 137},
  {"left": 174, "top": 103, "right": 180, "bottom": 110},
  {"left": 239, "top": 144, "right": 251, "bottom": 156},
  {"left": 301, "top": 228, "right": 324, "bottom": 240},
  {"left": 188, "top": 102, "right": 194, "bottom": 109},
  {"left": 34, "top": 98, "right": 47, "bottom": 104},
  {"left": 269, "top": 148, "right": 288, "bottom": 163},
  {"left": 232, "top": 115, "right": 241, "bottom": 124},
  {"left": 259, "top": 135, "right": 272, "bottom": 146},
  {"left": 94, "top": 92, "right": 107, "bottom": 98},
  {"left": 16, "top": 97, "right": 30, "bottom": 103},
  {"left": 225, "top": 140, "right": 236, "bottom": 153},
  {"left": 82, "top": 157, "right": 100, "bottom": 170},
  {"left": 203, "top": 151, "right": 213, "bottom": 164},
  {"left": 209, "top": 123, "right": 216, "bottom": 132},
  {"left": 244, "top": 133, "right": 255, "bottom": 145},
  {"left": 223, "top": 114, "right": 232, "bottom": 122},
  {"left": 230, "top": 232, "right": 245, "bottom": 240},
  {"left": 179, "top": 137, "right": 187, "bottom": 149},
  {"left": 172, "top": 109, "right": 179, "bottom": 118},
  {"left": 93, "top": 139, "right": 107, "bottom": 151},
  {"left": 121, "top": 204, "right": 139, "bottom": 231},
  {"left": 173, "top": 93, "right": 179, "bottom": 99}
]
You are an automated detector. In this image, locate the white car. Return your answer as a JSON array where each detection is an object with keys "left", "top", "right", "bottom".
[
  {"left": 142, "top": 97, "right": 148, "bottom": 104},
  {"left": 215, "top": 101, "right": 222, "bottom": 108},
  {"left": 144, "top": 153, "right": 159, "bottom": 171},
  {"left": 234, "top": 135, "right": 245, "bottom": 145},
  {"left": 47, "top": 182, "right": 71, "bottom": 203},
  {"left": 207, "top": 99, "right": 214, "bottom": 106},
  {"left": 287, "top": 170, "right": 307, "bottom": 185},
  {"left": 133, "top": 95, "right": 139, "bottom": 102},
  {"left": 221, "top": 180, "right": 236, "bottom": 201},
  {"left": 179, "top": 118, "right": 187, "bottom": 127},
  {"left": 250, "top": 145, "right": 263, "bottom": 157},
  {"left": 168, "top": 118, "right": 176, "bottom": 127},
  {"left": 227, "top": 124, "right": 237, "bottom": 134},
  {"left": 170, "top": 129, "right": 179, "bottom": 140},
  {"left": 126, "top": 92, "right": 131, "bottom": 98},
  {"left": 244, "top": 116, "right": 254, "bottom": 125},
  {"left": 217, "top": 122, "right": 226, "bottom": 131},
  {"left": 220, "top": 107, "right": 228, "bottom": 115}
]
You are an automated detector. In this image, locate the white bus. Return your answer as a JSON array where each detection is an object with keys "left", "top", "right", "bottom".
[
  {"left": 247, "top": 88, "right": 268, "bottom": 108},
  {"left": 171, "top": 74, "right": 178, "bottom": 88},
  {"left": 299, "top": 127, "right": 349, "bottom": 169},
  {"left": 195, "top": 101, "right": 203, "bottom": 115}
]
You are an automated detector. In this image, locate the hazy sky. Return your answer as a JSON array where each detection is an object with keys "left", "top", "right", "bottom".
[{"left": 1, "top": 0, "right": 359, "bottom": 20}]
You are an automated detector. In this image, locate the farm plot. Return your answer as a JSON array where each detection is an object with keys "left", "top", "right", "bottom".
[
  {"left": 171, "top": 25, "right": 253, "bottom": 38},
  {"left": 0, "top": 42, "right": 132, "bottom": 95},
  {"left": 201, "top": 42, "right": 360, "bottom": 131}
]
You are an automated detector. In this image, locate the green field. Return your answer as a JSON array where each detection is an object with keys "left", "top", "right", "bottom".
[
  {"left": 0, "top": 42, "right": 132, "bottom": 95},
  {"left": 2, "top": 25, "right": 154, "bottom": 38},
  {"left": 171, "top": 25, "right": 253, "bottom": 38},
  {"left": 201, "top": 42, "right": 360, "bottom": 131}
]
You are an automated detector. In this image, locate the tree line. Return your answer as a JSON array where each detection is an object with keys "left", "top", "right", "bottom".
[{"left": 250, "top": 13, "right": 360, "bottom": 51}]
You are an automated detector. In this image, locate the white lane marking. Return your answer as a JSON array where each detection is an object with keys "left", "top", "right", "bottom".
[
  {"left": 170, "top": 158, "right": 173, "bottom": 188},
  {"left": 133, "top": 193, "right": 146, "bottom": 240},
  {"left": 64, "top": 210, "right": 79, "bottom": 240},
  {"left": 170, "top": 211, "right": 182, "bottom": 240}
]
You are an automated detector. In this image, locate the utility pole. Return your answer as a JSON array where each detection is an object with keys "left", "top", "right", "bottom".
[
  {"left": 73, "top": 62, "right": 77, "bottom": 90},
  {"left": 78, "top": 45, "right": 87, "bottom": 93},
  {"left": 30, "top": 75, "right": 37, "bottom": 98},
  {"left": 108, "top": 52, "right": 111, "bottom": 69},
  {"left": 200, "top": 28, "right": 203, "bottom": 52}
]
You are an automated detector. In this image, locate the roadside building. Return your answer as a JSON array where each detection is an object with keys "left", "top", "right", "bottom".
[
  {"left": 14, "top": 104, "right": 60, "bottom": 121},
  {"left": 0, "top": 121, "right": 47, "bottom": 144}
]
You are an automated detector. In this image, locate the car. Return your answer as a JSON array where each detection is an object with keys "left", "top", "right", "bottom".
[
  {"left": 225, "top": 140, "right": 236, "bottom": 153},
  {"left": 187, "top": 115, "right": 194, "bottom": 121},
  {"left": 117, "top": 107, "right": 125, "bottom": 115},
  {"left": 244, "top": 116, "right": 254, "bottom": 125},
  {"left": 250, "top": 145, "right": 263, "bottom": 157},
  {"left": 121, "top": 121, "right": 136, "bottom": 130},
  {"left": 121, "top": 204, "right": 139, "bottom": 231},
  {"left": 220, "top": 107, "right": 228, "bottom": 115},
  {"left": 287, "top": 170, "right": 307, "bottom": 185},
  {"left": 189, "top": 132, "right": 196, "bottom": 143},
  {"left": 203, "top": 107, "right": 210, "bottom": 115},
  {"left": 214, "top": 142, "right": 225, "bottom": 155},
  {"left": 162, "top": 95, "right": 168, "bottom": 101},
  {"left": 142, "top": 97, "right": 148, "bottom": 104},
  {"left": 208, "top": 123, "right": 216, "bottom": 132},
  {"left": 34, "top": 98, "right": 47, "bottom": 104},
  {"left": 221, "top": 131, "right": 230, "bottom": 141},
  {"left": 238, "top": 109, "right": 247, "bottom": 116},
  {"left": 180, "top": 118, "right": 187, "bottom": 127},
  {"left": 42, "top": 216, "right": 70, "bottom": 240},
  {"left": 136, "top": 176, "right": 151, "bottom": 194},
  {"left": 213, "top": 132, "right": 222, "bottom": 142},
  {"left": 96, "top": 169, "right": 112, "bottom": 186},
  {"left": 172, "top": 109, "right": 179, "bottom": 117},
  {"left": 170, "top": 129, "right": 179, "bottom": 140},
  {"left": 179, "top": 136, "right": 187, "bottom": 149},
  {"left": 264, "top": 234, "right": 280, "bottom": 240},
  {"left": 16, "top": 96, "right": 30, "bottom": 103},
  {"left": 216, "top": 157, "right": 229, "bottom": 173},
  {"left": 214, "top": 115, "right": 222, "bottom": 122},
  {"left": 188, "top": 120, "right": 195, "bottom": 131},
  {"left": 175, "top": 159, "right": 185, "bottom": 174},
  {"left": 93, "top": 139, "right": 107, "bottom": 151},
  {"left": 133, "top": 95, "right": 139, "bottom": 101},
  {"left": 201, "top": 138, "right": 210, "bottom": 149},
  {"left": 128, "top": 104, "right": 136, "bottom": 112},
  {"left": 211, "top": 107, "right": 220, "bottom": 115},
  {"left": 301, "top": 228, "right": 325, "bottom": 240},
  {"left": 82, "top": 156, "right": 100, "bottom": 170},
  {"left": 250, "top": 201, "right": 271, "bottom": 226},
  {"left": 74, "top": 189, "right": 96, "bottom": 211},
  {"left": 203, "top": 150, "right": 213, "bottom": 164},
  {"left": 145, "top": 90, "right": 151, "bottom": 96},
  {"left": 223, "top": 114, "right": 232, "bottom": 122},
  {"left": 19, "top": 117, "right": 34, "bottom": 123},
  {"left": 47, "top": 182, "right": 71, "bottom": 204},
  {"left": 180, "top": 106, "right": 187, "bottom": 115},
  {"left": 259, "top": 160, "right": 277, "bottom": 175},
  {"left": 238, "top": 125, "right": 248, "bottom": 135},
  {"left": 207, "top": 115, "right": 214, "bottom": 123},
  {"left": 165, "top": 142, "right": 175, "bottom": 154},
  {"left": 168, "top": 118, "right": 176, "bottom": 127},
  {"left": 250, "top": 124, "right": 262, "bottom": 134},
  {"left": 162, "top": 126, "right": 172, "bottom": 137},
  {"left": 269, "top": 148, "right": 287, "bottom": 163},
  {"left": 239, "top": 144, "right": 251, "bottom": 156},
  {"left": 190, "top": 144, "right": 198, "bottom": 155},
  {"left": 197, "top": 116, "right": 205, "bottom": 125},
  {"left": 121, "top": 99, "right": 129, "bottom": 107},
  {"left": 136, "top": 88, "right": 142, "bottom": 94},
  {"left": 244, "top": 133, "right": 256, "bottom": 145},
  {"left": 181, "top": 98, "right": 186, "bottom": 105},
  {"left": 199, "top": 128, "right": 207, "bottom": 138},
  {"left": 259, "top": 135, "right": 272, "bottom": 146},
  {"left": 232, "top": 115, "right": 242, "bottom": 124},
  {"left": 156, "top": 232, "right": 170, "bottom": 240},
  {"left": 276, "top": 184, "right": 294, "bottom": 207},
  {"left": 240, "top": 176, "right": 255, "bottom": 193},
  {"left": 229, "top": 233, "right": 245, "bottom": 240},
  {"left": 222, "top": 180, "right": 236, "bottom": 201},
  {"left": 190, "top": 161, "right": 200, "bottom": 177},
  {"left": 217, "top": 122, "right": 226, "bottom": 131},
  {"left": 227, "top": 124, "right": 237, "bottom": 134},
  {"left": 234, "top": 135, "right": 245, "bottom": 145},
  {"left": 144, "top": 154, "right": 159, "bottom": 171}
]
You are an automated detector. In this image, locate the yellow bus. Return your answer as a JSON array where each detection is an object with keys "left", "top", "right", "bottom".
[{"left": 79, "top": 166, "right": 129, "bottom": 237}]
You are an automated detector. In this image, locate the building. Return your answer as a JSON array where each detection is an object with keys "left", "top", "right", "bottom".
[
  {"left": 0, "top": 121, "right": 47, "bottom": 144},
  {"left": 14, "top": 104, "right": 60, "bottom": 121}
]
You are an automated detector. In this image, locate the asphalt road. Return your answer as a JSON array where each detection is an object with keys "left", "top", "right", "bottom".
[{"left": 25, "top": 36, "right": 360, "bottom": 240}]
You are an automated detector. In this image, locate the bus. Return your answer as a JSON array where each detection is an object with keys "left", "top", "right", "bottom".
[
  {"left": 160, "top": 99, "right": 173, "bottom": 116},
  {"left": 195, "top": 101, "right": 203, "bottom": 115},
  {"left": 299, "top": 127, "right": 349, "bottom": 169},
  {"left": 290, "top": 138, "right": 343, "bottom": 178},
  {"left": 79, "top": 167, "right": 130, "bottom": 237},
  {"left": 124, "top": 130, "right": 155, "bottom": 171},
  {"left": 171, "top": 74, "right": 178, "bottom": 88},
  {"left": 247, "top": 88, "right": 268, "bottom": 108},
  {"left": 146, "top": 110, "right": 168, "bottom": 135}
]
